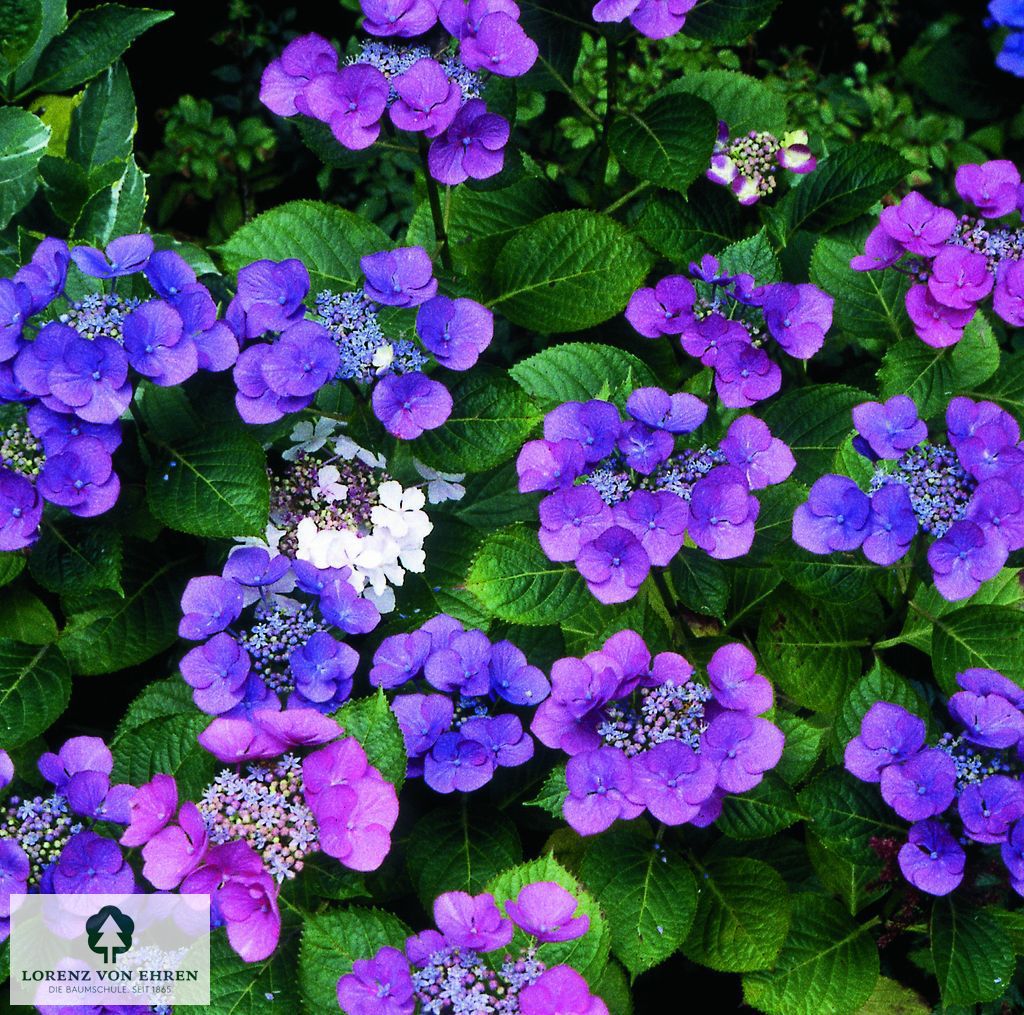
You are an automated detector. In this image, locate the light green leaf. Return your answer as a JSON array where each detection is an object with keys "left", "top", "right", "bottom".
[
  {"left": 335, "top": 689, "right": 406, "bottom": 791},
  {"left": 207, "top": 933, "right": 299, "bottom": 1014},
  {"left": 0, "top": 106, "right": 49, "bottom": 227},
  {"left": 73, "top": 154, "right": 146, "bottom": 244},
  {"left": 662, "top": 69, "right": 788, "bottom": 135},
  {"left": 930, "top": 604, "right": 1024, "bottom": 696},
  {"left": 0, "top": 590, "right": 57, "bottom": 645},
  {"left": 718, "top": 229, "right": 781, "bottom": 283}
]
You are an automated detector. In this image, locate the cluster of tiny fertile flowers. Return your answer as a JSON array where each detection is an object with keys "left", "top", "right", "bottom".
[
  {"left": 178, "top": 545, "right": 380, "bottom": 718},
  {"left": 268, "top": 422, "right": 438, "bottom": 612},
  {"left": 0, "top": 739, "right": 137, "bottom": 942},
  {"left": 314, "top": 244, "right": 493, "bottom": 438},
  {"left": 845, "top": 668, "right": 1024, "bottom": 898},
  {"left": 851, "top": 160, "right": 1024, "bottom": 347},
  {"left": 516, "top": 389, "right": 795, "bottom": 603},
  {"left": 591, "top": 0, "right": 696, "bottom": 39},
  {"left": 337, "top": 883, "right": 608, "bottom": 1015},
  {"left": 793, "top": 394, "right": 1024, "bottom": 602},
  {"left": 0, "top": 234, "right": 238, "bottom": 551},
  {"left": 707, "top": 120, "right": 816, "bottom": 205},
  {"left": 987, "top": 0, "right": 1024, "bottom": 76},
  {"left": 370, "top": 613, "right": 550, "bottom": 793},
  {"left": 626, "top": 255, "right": 834, "bottom": 407},
  {"left": 531, "top": 633, "right": 784, "bottom": 835},
  {"left": 260, "top": 0, "right": 538, "bottom": 185},
  {"left": 125, "top": 716, "right": 398, "bottom": 960}
]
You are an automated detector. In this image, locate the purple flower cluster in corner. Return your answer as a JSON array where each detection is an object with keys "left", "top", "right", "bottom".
[
  {"left": 0, "top": 235, "right": 238, "bottom": 551},
  {"left": 260, "top": 1, "right": 538, "bottom": 184},
  {"left": 315, "top": 245, "right": 493, "bottom": 438},
  {"left": 626, "top": 255, "right": 834, "bottom": 407},
  {"left": 793, "top": 395, "right": 1024, "bottom": 602},
  {"left": 371, "top": 613, "right": 550, "bottom": 793},
  {"left": 592, "top": 0, "right": 696, "bottom": 40},
  {"left": 178, "top": 546, "right": 380, "bottom": 717},
  {"left": 707, "top": 121, "right": 816, "bottom": 205},
  {"left": 988, "top": 1, "right": 1024, "bottom": 76},
  {"left": 532, "top": 633, "right": 784, "bottom": 835},
  {"left": 517, "top": 390, "right": 794, "bottom": 603},
  {"left": 0, "top": 737, "right": 136, "bottom": 943},
  {"left": 337, "top": 884, "right": 608, "bottom": 1015},
  {"left": 845, "top": 668, "right": 1024, "bottom": 897},
  {"left": 852, "top": 160, "right": 1024, "bottom": 347}
]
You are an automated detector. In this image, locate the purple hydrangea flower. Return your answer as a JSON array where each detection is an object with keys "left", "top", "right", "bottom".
[
  {"left": 36, "top": 437, "right": 119, "bottom": 518},
  {"left": 0, "top": 279, "right": 31, "bottom": 361},
  {"left": 905, "top": 284, "right": 975, "bottom": 348},
  {"left": 424, "top": 629, "right": 492, "bottom": 696},
  {"left": 994, "top": 259, "right": 1024, "bottom": 326},
  {"left": 612, "top": 490, "right": 687, "bottom": 567},
  {"left": 123, "top": 301, "right": 199, "bottom": 387},
  {"left": 879, "top": 192, "right": 956, "bottom": 257},
  {"left": 516, "top": 438, "right": 584, "bottom": 493},
  {"left": 687, "top": 466, "right": 759, "bottom": 560},
  {"left": 957, "top": 667, "right": 1024, "bottom": 706},
  {"left": 424, "top": 733, "right": 494, "bottom": 792},
  {"left": 362, "top": 0, "right": 440, "bottom": 37},
  {"left": 490, "top": 640, "right": 550, "bottom": 706},
  {"left": 958, "top": 775, "right": 1024, "bottom": 844},
  {"left": 229, "top": 258, "right": 309, "bottom": 339},
  {"left": 844, "top": 702, "right": 926, "bottom": 782},
  {"left": 576, "top": 524, "right": 651, "bottom": 604},
  {"left": 337, "top": 946, "right": 415, "bottom": 1015},
  {"left": 390, "top": 58, "right": 462, "bottom": 137},
  {"left": 460, "top": 12, "right": 538, "bottom": 77},
  {"left": 362, "top": 247, "right": 437, "bottom": 308},
  {"left": 144, "top": 249, "right": 197, "bottom": 299},
  {"left": 626, "top": 387, "right": 707, "bottom": 433},
  {"left": 898, "top": 819, "right": 965, "bottom": 895},
  {"left": 259, "top": 32, "right": 338, "bottom": 117},
  {"left": 178, "top": 575, "right": 244, "bottom": 640},
  {"left": 305, "top": 64, "right": 390, "bottom": 150},
  {"left": 433, "top": 890, "right": 513, "bottom": 951},
  {"left": 392, "top": 693, "right": 454, "bottom": 762},
  {"left": 14, "top": 237, "right": 70, "bottom": 313},
  {"left": 0, "top": 468, "right": 43, "bottom": 550},
  {"left": 850, "top": 224, "right": 904, "bottom": 272},
  {"left": 955, "top": 160, "right": 1021, "bottom": 218},
  {"left": 428, "top": 100, "right": 510, "bottom": 185},
  {"left": 120, "top": 774, "right": 178, "bottom": 848},
  {"left": 853, "top": 396, "right": 928, "bottom": 461},
  {"left": 461, "top": 714, "right": 533, "bottom": 769},
  {"left": 416, "top": 295, "right": 493, "bottom": 370},
  {"left": 173, "top": 286, "right": 239, "bottom": 372},
  {"left": 592, "top": 0, "right": 696, "bottom": 40},
  {"left": 720, "top": 415, "right": 795, "bottom": 490},
  {"left": 927, "top": 519, "right": 1007, "bottom": 601},
  {"left": 0, "top": 749, "right": 12, "bottom": 789},
  {"left": 760, "top": 283, "right": 833, "bottom": 359},
  {"left": 633, "top": 741, "right": 717, "bottom": 825},
  {"left": 713, "top": 340, "right": 782, "bottom": 407},
  {"left": 625, "top": 276, "right": 697, "bottom": 338},
  {"left": 538, "top": 486, "right": 613, "bottom": 562},
  {"left": 948, "top": 688, "right": 1024, "bottom": 749},
  {"left": 927, "top": 246, "right": 993, "bottom": 310},
  {"left": 702, "top": 713, "right": 784, "bottom": 793},
  {"left": 370, "top": 631, "right": 433, "bottom": 688},
  {"left": 879, "top": 747, "right": 957, "bottom": 821},
  {"left": 707, "top": 643, "right": 774, "bottom": 715},
  {"left": 544, "top": 400, "right": 621, "bottom": 465},
  {"left": 0, "top": 840, "right": 28, "bottom": 922},
  {"left": 372, "top": 371, "right": 453, "bottom": 439},
  {"left": 863, "top": 483, "right": 918, "bottom": 566},
  {"left": 70, "top": 234, "right": 153, "bottom": 279},
  {"left": 52, "top": 831, "right": 136, "bottom": 894},
  {"left": 505, "top": 882, "right": 589, "bottom": 943},
  {"left": 793, "top": 475, "right": 871, "bottom": 554},
  {"left": 141, "top": 801, "right": 209, "bottom": 890},
  {"left": 563, "top": 747, "right": 643, "bottom": 835},
  {"left": 520, "top": 966, "right": 610, "bottom": 1015}
]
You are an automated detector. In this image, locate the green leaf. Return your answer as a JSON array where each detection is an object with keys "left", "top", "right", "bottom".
[
  {"left": 636, "top": 189, "right": 744, "bottom": 265},
  {"left": 509, "top": 341, "right": 657, "bottom": 409},
  {"left": 931, "top": 900, "right": 1015, "bottom": 1007},
  {"left": 717, "top": 774, "right": 806, "bottom": 840},
  {"left": 593, "top": 958, "right": 633, "bottom": 1015},
  {"left": 743, "top": 894, "right": 878, "bottom": 1015},
  {"left": 207, "top": 933, "right": 298, "bottom": 1013},
  {"left": 525, "top": 763, "right": 568, "bottom": 818},
  {"left": 0, "top": 106, "right": 49, "bottom": 227},
  {"left": 66, "top": 61, "right": 134, "bottom": 171},
  {"left": 146, "top": 426, "right": 269, "bottom": 538},
  {"left": 0, "top": 640, "right": 71, "bottom": 747},
  {"left": 757, "top": 590, "right": 876, "bottom": 712},
  {"left": 0, "top": 553, "right": 26, "bottom": 588},
  {"left": 414, "top": 369, "right": 542, "bottom": 474},
  {"left": 492, "top": 211, "right": 654, "bottom": 333},
  {"left": 853, "top": 977, "right": 929, "bottom": 1015},
  {"left": 216, "top": 200, "right": 390, "bottom": 293},
  {"left": 417, "top": 517, "right": 492, "bottom": 628},
  {"left": 668, "top": 546, "right": 729, "bottom": 619},
  {"left": 456, "top": 463, "right": 539, "bottom": 530},
  {"left": 662, "top": 69, "right": 788, "bottom": 136},
  {"left": 0, "top": 0, "right": 45, "bottom": 77},
  {"left": 73, "top": 154, "right": 146, "bottom": 244},
  {"left": 58, "top": 555, "right": 190, "bottom": 675},
  {"left": 684, "top": 857, "right": 791, "bottom": 972},
  {"left": 406, "top": 805, "right": 522, "bottom": 908},
  {"left": 774, "top": 712, "right": 827, "bottom": 784},
  {"left": 21, "top": 4, "right": 172, "bottom": 95},
  {"left": 878, "top": 313, "right": 999, "bottom": 418},
  {"left": 930, "top": 604, "right": 1024, "bottom": 697},
  {"left": 809, "top": 235, "right": 911, "bottom": 351},
  {"left": 683, "top": 0, "right": 780, "bottom": 43},
  {"left": 0, "top": 590, "right": 57, "bottom": 644},
  {"left": 760, "top": 384, "right": 867, "bottom": 484},
  {"left": 805, "top": 831, "right": 884, "bottom": 917},
  {"left": 466, "top": 525, "right": 591, "bottom": 626},
  {"left": 609, "top": 93, "right": 717, "bottom": 196},
  {"left": 970, "top": 352, "right": 1024, "bottom": 426},
  {"left": 487, "top": 854, "right": 610, "bottom": 982},
  {"left": 29, "top": 518, "right": 122, "bottom": 595},
  {"left": 580, "top": 824, "right": 696, "bottom": 976},
  {"left": 6, "top": 0, "right": 64, "bottom": 92},
  {"left": 335, "top": 689, "right": 406, "bottom": 791},
  {"left": 718, "top": 229, "right": 781, "bottom": 283},
  {"left": 299, "top": 907, "right": 411, "bottom": 1014},
  {"left": 772, "top": 142, "right": 908, "bottom": 240}
]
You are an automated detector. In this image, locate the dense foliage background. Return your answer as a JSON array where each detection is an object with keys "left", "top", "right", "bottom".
[{"left": 4, "top": 0, "right": 1024, "bottom": 1012}]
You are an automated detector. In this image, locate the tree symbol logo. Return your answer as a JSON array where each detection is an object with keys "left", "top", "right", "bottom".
[{"left": 85, "top": 906, "right": 134, "bottom": 964}]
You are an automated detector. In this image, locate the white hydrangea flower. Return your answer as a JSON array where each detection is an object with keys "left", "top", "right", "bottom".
[
  {"left": 413, "top": 459, "right": 466, "bottom": 504},
  {"left": 282, "top": 418, "right": 337, "bottom": 460}
]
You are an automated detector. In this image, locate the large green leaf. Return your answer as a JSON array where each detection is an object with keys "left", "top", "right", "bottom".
[
  {"left": 0, "top": 105, "right": 49, "bottom": 227},
  {"left": 66, "top": 60, "right": 134, "bottom": 171},
  {"left": 636, "top": 188, "right": 744, "bottom": 265},
  {"left": 668, "top": 546, "right": 729, "bottom": 619},
  {"left": 466, "top": 525, "right": 591, "bottom": 626},
  {"left": 684, "top": 857, "right": 791, "bottom": 972},
  {"left": 414, "top": 369, "right": 542, "bottom": 474},
  {"left": 683, "top": 0, "right": 781, "bottom": 43},
  {"left": 0, "top": 640, "right": 71, "bottom": 747},
  {"left": 662, "top": 69, "right": 788, "bottom": 135},
  {"left": 492, "top": 211, "right": 653, "bottom": 333},
  {"left": 406, "top": 806, "right": 522, "bottom": 909},
  {"left": 609, "top": 93, "right": 717, "bottom": 196},
  {"left": 73, "top": 153, "right": 146, "bottom": 244},
  {"left": 580, "top": 825, "right": 697, "bottom": 976},
  {"left": 217, "top": 200, "right": 390, "bottom": 293},
  {"left": 22, "top": 5, "right": 173, "bottom": 96},
  {"left": 930, "top": 604, "right": 1024, "bottom": 696},
  {"left": 743, "top": 894, "right": 878, "bottom": 1015},
  {"left": 878, "top": 313, "right": 999, "bottom": 418},
  {"left": 931, "top": 900, "right": 1014, "bottom": 1007},
  {"left": 0, "top": 590, "right": 57, "bottom": 645},
  {"left": 717, "top": 774, "right": 806, "bottom": 840},
  {"left": 335, "top": 689, "right": 406, "bottom": 790},
  {"left": 28, "top": 517, "right": 122, "bottom": 595},
  {"left": 207, "top": 933, "right": 299, "bottom": 1015}
]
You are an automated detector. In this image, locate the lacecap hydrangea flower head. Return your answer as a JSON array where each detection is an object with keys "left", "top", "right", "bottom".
[
  {"left": 532, "top": 632, "right": 784, "bottom": 835},
  {"left": 370, "top": 613, "right": 550, "bottom": 793},
  {"left": 263, "top": 421, "right": 439, "bottom": 613},
  {"left": 516, "top": 388, "right": 795, "bottom": 603},
  {"left": 337, "top": 883, "right": 608, "bottom": 1015},
  {"left": 626, "top": 255, "right": 834, "bottom": 407},
  {"left": 793, "top": 394, "right": 1024, "bottom": 601},
  {"left": 845, "top": 668, "right": 1024, "bottom": 898},
  {"left": 851, "top": 159, "right": 1024, "bottom": 347},
  {"left": 260, "top": 1, "right": 538, "bottom": 184},
  {"left": 707, "top": 120, "right": 816, "bottom": 206},
  {"left": 0, "top": 235, "right": 238, "bottom": 551}
]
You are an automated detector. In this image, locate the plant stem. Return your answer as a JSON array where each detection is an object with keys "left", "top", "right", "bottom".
[
  {"left": 420, "top": 135, "right": 453, "bottom": 273},
  {"left": 603, "top": 181, "right": 650, "bottom": 216}
]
